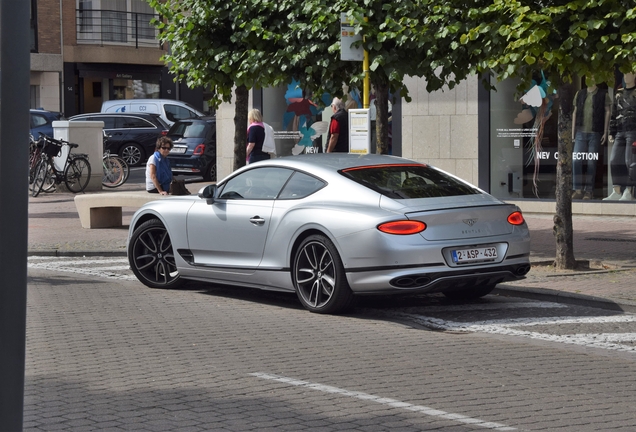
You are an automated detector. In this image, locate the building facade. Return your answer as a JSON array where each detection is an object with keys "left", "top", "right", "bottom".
[{"left": 30, "top": 0, "right": 209, "bottom": 116}]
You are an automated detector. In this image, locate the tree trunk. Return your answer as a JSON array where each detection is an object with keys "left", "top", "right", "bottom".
[
  {"left": 554, "top": 80, "right": 577, "bottom": 269},
  {"left": 233, "top": 85, "right": 249, "bottom": 171},
  {"left": 374, "top": 80, "right": 390, "bottom": 154}
]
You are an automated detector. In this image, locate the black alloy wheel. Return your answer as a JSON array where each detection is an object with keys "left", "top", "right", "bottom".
[
  {"left": 293, "top": 234, "right": 354, "bottom": 314},
  {"left": 128, "top": 219, "right": 184, "bottom": 289},
  {"left": 120, "top": 143, "right": 144, "bottom": 167}
]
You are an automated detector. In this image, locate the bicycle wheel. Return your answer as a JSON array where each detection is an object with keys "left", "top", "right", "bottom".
[
  {"left": 115, "top": 155, "right": 130, "bottom": 184},
  {"left": 64, "top": 156, "right": 91, "bottom": 193},
  {"left": 29, "top": 149, "right": 41, "bottom": 188},
  {"left": 102, "top": 155, "right": 125, "bottom": 188},
  {"left": 31, "top": 159, "right": 50, "bottom": 197}
]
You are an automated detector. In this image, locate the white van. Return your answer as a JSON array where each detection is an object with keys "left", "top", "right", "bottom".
[{"left": 101, "top": 99, "right": 207, "bottom": 126}]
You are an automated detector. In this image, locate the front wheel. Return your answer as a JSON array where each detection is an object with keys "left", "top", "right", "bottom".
[
  {"left": 293, "top": 234, "right": 354, "bottom": 314},
  {"left": 128, "top": 219, "right": 184, "bottom": 289},
  {"left": 120, "top": 143, "right": 144, "bottom": 167},
  {"left": 442, "top": 283, "right": 495, "bottom": 301},
  {"left": 65, "top": 156, "right": 91, "bottom": 193}
]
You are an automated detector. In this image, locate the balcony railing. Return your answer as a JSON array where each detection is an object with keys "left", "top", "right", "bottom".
[{"left": 76, "top": 8, "right": 161, "bottom": 48}]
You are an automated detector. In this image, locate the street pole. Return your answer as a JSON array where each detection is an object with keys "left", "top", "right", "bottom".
[
  {"left": 363, "top": 17, "right": 369, "bottom": 109},
  {"left": 0, "top": 0, "right": 30, "bottom": 430}
]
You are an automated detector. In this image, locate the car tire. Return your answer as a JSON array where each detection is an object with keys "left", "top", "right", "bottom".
[
  {"left": 202, "top": 161, "right": 217, "bottom": 182},
  {"left": 120, "top": 142, "right": 145, "bottom": 167},
  {"left": 128, "top": 219, "right": 184, "bottom": 289},
  {"left": 292, "top": 234, "right": 354, "bottom": 314},
  {"left": 442, "top": 283, "right": 495, "bottom": 301}
]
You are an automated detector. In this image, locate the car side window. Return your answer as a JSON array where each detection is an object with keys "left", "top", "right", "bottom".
[
  {"left": 119, "top": 117, "right": 153, "bottom": 128},
  {"left": 278, "top": 171, "right": 326, "bottom": 199},
  {"left": 218, "top": 167, "right": 293, "bottom": 200},
  {"left": 166, "top": 105, "right": 198, "bottom": 122},
  {"left": 91, "top": 117, "right": 117, "bottom": 129},
  {"left": 31, "top": 114, "right": 48, "bottom": 127}
]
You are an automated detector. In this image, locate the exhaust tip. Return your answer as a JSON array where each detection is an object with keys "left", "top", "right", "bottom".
[{"left": 516, "top": 265, "right": 531, "bottom": 276}]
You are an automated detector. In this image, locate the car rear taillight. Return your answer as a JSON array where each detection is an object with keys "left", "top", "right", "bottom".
[
  {"left": 161, "top": 130, "right": 168, "bottom": 136},
  {"left": 377, "top": 220, "right": 427, "bottom": 235},
  {"left": 193, "top": 143, "right": 206, "bottom": 156},
  {"left": 507, "top": 211, "right": 525, "bottom": 225}
]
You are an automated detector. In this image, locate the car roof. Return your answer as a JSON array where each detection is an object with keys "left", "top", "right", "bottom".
[
  {"left": 30, "top": 109, "right": 62, "bottom": 116},
  {"left": 171, "top": 118, "right": 215, "bottom": 125},
  {"left": 231, "top": 154, "right": 423, "bottom": 184},
  {"left": 267, "top": 153, "right": 419, "bottom": 172},
  {"left": 69, "top": 112, "right": 163, "bottom": 119}
]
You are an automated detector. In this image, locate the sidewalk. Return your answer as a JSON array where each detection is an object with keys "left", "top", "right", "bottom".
[{"left": 27, "top": 187, "right": 636, "bottom": 311}]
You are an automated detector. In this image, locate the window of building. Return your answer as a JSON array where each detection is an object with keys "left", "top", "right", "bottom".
[
  {"left": 488, "top": 73, "right": 633, "bottom": 202},
  {"left": 77, "top": 0, "right": 158, "bottom": 46}
]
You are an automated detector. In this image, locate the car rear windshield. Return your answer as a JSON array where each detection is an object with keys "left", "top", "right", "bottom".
[
  {"left": 169, "top": 122, "right": 206, "bottom": 138},
  {"left": 340, "top": 164, "right": 481, "bottom": 199}
]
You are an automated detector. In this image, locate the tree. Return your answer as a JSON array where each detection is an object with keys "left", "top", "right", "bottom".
[
  {"left": 150, "top": 0, "right": 361, "bottom": 169},
  {"left": 345, "top": 1, "right": 473, "bottom": 154},
  {"left": 459, "top": 0, "right": 636, "bottom": 269}
]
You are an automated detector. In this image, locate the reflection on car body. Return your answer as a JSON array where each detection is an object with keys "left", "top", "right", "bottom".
[{"left": 127, "top": 154, "right": 531, "bottom": 314}]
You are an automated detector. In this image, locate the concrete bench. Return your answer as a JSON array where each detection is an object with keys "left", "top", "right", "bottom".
[
  {"left": 74, "top": 192, "right": 169, "bottom": 229},
  {"left": 74, "top": 181, "right": 213, "bottom": 229}
]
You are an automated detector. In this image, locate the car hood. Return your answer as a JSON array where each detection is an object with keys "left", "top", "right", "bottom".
[{"left": 380, "top": 194, "right": 521, "bottom": 240}]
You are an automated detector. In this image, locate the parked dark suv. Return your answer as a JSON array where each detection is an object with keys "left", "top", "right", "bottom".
[
  {"left": 30, "top": 109, "right": 64, "bottom": 138},
  {"left": 68, "top": 112, "right": 169, "bottom": 166},
  {"left": 166, "top": 119, "right": 217, "bottom": 181}
]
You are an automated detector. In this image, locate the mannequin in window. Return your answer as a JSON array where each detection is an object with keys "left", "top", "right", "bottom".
[
  {"left": 571, "top": 78, "right": 611, "bottom": 199},
  {"left": 605, "top": 72, "right": 636, "bottom": 201}
]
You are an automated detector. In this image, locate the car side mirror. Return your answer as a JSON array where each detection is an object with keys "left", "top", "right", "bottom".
[{"left": 198, "top": 184, "right": 217, "bottom": 204}]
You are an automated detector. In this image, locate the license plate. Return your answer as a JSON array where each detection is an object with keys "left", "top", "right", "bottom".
[
  {"left": 169, "top": 147, "right": 187, "bottom": 154},
  {"left": 452, "top": 246, "right": 497, "bottom": 263}
]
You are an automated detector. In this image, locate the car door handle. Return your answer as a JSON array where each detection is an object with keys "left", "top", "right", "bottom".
[{"left": 250, "top": 216, "right": 265, "bottom": 225}]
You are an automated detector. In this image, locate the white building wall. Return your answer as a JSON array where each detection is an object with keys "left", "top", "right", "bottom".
[
  {"left": 30, "top": 71, "right": 61, "bottom": 111},
  {"left": 216, "top": 90, "right": 255, "bottom": 181},
  {"left": 401, "top": 75, "right": 480, "bottom": 186}
]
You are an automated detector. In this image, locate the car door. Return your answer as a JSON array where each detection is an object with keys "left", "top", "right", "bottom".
[
  {"left": 95, "top": 116, "right": 122, "bottom": 152},
  {"left": 186, "top": 167, "right": 293, "bottom": 270}
]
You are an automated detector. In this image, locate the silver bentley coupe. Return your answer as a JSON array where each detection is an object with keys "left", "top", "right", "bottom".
[{"left": 127, "top": 154, "right": 531, "bottom": 314}]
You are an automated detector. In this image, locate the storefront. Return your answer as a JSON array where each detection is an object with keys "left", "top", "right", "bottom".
[
  {"left": 481, "top": 71, "right": 636, "bottom": 205},
  {"left": 62, "top": 63, "right": 206, "bottom": 117}
]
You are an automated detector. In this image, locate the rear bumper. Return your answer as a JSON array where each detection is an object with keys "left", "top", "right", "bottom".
[{"left": 346, "top": 257, "right": 531, "bottom": 295}]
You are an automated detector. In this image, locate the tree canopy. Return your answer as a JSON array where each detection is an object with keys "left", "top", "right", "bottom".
[{"left": 459, "top": 0, "right": 636, "bottom": 269}]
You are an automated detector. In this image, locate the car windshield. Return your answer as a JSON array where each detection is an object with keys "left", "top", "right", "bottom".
[
  {"left": 169, "top": 122, "right": 206, "bottom": 138},
  {"left": 340, "top": 164, "right": 481, "bottom": 199}
]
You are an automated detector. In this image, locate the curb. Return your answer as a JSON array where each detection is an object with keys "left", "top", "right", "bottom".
[
  {"left": 493, "top": 286, "right": 636, "bottom": 314},
  {"left": 28, "top": 249, "right": 127, "bottom": 257}
]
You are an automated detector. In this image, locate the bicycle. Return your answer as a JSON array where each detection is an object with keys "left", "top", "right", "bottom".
[
  {"left": 29, "top": 134, "right": 46, "bottom": 189},
  {"left": 31, "top": 135, "right": 92, "bottom": 197},
  {"left": 102, "top": 150, "right": 130, "bottom": 188}
]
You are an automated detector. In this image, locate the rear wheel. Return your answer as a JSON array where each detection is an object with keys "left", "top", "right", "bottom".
[
  {"left": 102, "top": 156, "right": 125, "bottom": 188},
  {"left": 64, "top": 156, "right": 91, "bottom": 193},
  {"left": 293, "top": 234, "right": 354, "bottom": 314},
  {"left": 442, "top": 283, "right": 495, "bottom": 301},
  {"left": 128, "top": 219, "right": 183, "bottom": 289},
  {"left": 202, "top": 161, "right": 217, "bottom": 182},
  {"left": 120, "top": 143, "right": 144, "bottom": 167},
  {"left": 31, "top": 159, "right": 50, "bottom": 197}
]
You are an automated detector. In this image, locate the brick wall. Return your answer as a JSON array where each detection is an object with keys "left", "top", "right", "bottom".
[{"left": 36, "top": 0, "right": 61, "bottom": 54}]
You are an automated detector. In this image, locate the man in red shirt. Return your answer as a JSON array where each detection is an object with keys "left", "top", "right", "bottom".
[{"left": 326, "top": 97, "right": 349, "bottom": 153}]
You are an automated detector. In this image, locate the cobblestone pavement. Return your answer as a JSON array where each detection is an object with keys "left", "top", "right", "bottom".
[
  {"left": 24, "top": 267, "right": 636, "bottom": 431},
  {"left": 27, "top": 189, "right": 636, "bottom": 310}
]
